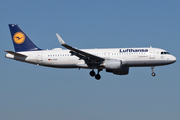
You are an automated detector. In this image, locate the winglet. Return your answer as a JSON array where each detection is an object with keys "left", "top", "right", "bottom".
[{"left": 56, "top": 33, "right": 65, "bottom": 45}]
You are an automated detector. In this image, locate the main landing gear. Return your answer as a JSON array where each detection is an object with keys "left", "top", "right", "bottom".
[
  {"left": 151, "top": 67, "right": 156, "bottom": 77},
  {"left": 89, "top": 69, "right": 102, "bottom": 80}
]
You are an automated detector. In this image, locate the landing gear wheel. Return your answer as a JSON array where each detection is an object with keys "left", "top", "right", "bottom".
[
  {"left": 90, "top": 70, "right": 95, "bottom": 77},
  {"left": 151, "top": 67, "right": 156, "bottom": 77},
  {"left": 95, "top": 74, "right": 101, "bottom": 80},
  {"left": 151, "top": 72, "right": 156, "bottom": 77}
]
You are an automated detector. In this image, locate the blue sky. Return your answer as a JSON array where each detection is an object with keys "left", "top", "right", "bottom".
[{"left": 0, "top": 0, "right": 179, "bottom": 120}]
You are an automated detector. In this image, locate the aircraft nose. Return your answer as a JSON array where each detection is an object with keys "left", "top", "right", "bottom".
[{"left": 171, "top": 55, "right": 176, "bottom": 63}]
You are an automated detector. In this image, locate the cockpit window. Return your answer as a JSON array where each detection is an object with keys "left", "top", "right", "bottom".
[{"left": 161, "top": 52, "right": 170, "bottom": 55}]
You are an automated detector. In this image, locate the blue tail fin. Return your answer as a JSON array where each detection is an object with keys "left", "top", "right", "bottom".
[{"left": 9, "top": 24, "right": 41, "bottom": 52}]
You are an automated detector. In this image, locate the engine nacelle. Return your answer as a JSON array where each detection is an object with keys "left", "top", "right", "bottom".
[
  {"left": 106, "top": 67, "right": 129, "bottom": 75},
  {"left": 104, "top": 59, "right": 122, "bottom": 70}
]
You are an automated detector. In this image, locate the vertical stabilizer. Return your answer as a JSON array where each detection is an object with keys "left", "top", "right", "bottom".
[{"left": 9, "top": 24, "right": 41, "bottom": 52}]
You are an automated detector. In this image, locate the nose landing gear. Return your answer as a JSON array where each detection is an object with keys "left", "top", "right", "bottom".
[
  {"left": 151, "top": 72, "right": 156, "bottom": 77},
  {"left": 89, "top": 69, "right": 102, "bottom": 80},
  {"left": 151, "top": 67, "right": 156, "bottom": 77}
]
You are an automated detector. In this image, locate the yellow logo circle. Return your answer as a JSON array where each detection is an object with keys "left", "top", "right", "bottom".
[{"left": 13, "top": 32, "right": 25, "bottom": 44}]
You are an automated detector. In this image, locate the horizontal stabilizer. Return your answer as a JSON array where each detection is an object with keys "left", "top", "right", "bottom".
[{"left": 5, "top": 50, "right": 27, "bottom": 57}]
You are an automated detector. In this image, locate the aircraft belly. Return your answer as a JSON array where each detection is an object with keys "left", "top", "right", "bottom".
[{"left": 126, "top": 59, "right": 171, "bottom": 67}]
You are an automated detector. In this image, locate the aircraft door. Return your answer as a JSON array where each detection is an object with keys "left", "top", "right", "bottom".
[
  {"left": 37, "top": 52, "right": 43, "bottom": 63},
  {"left": 106, "top": 52, "right": 111, "bottom": 58},
  {"left": 149, "top": 49, "right": 155, "bottom": 59}
]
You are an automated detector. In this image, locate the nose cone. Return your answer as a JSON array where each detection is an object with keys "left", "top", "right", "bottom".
[{"left": 170, "top": 55, "right": 176, "bottom": 64}]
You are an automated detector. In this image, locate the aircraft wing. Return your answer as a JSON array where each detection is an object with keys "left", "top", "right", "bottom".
[
  {"left": 5, "top": 50, "right": 27, "bottom": 57},
  {"left": 56, "top": 33, "right": 104, "bottom": 62}
]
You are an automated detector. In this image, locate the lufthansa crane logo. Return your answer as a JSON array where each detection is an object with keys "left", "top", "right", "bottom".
[{"left": 13, "top": 32, "right": 25, "bottom": 44}]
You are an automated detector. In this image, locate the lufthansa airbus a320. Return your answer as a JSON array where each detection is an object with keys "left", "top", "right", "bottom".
[{"left": 5, "top": 24, "right": 176, "bottom": 80}]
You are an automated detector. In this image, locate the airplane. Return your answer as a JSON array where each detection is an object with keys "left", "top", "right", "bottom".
[{"left": 5, "top": 24, "right": 176, "bottom": 80}]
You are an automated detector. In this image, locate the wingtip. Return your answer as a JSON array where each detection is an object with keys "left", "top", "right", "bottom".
[{"left": 56, "top": 33, "right": 65, "bottom": 45}]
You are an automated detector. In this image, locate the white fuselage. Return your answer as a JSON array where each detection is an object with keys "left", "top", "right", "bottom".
[
  {"left": 6, "top": 24, "right": 177, "bottom": 79},
  {"left": 5, "top": 47, "right": 176, "bottom": 69}
]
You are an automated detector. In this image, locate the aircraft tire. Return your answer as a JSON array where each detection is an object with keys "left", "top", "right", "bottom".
[
  {"left": 95, "top": 74, "right": 101, "bottom": 80},
  {"left": 90, "top": 70, "right": 95, "bottom": 77},
  {"left": 151, "top": 72, "right": 156, "bottom": 77}
]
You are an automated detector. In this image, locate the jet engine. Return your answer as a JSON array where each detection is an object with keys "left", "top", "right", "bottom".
[
  {"left": 104, "top": 59, "right": 122, "bottom": 69},
  {"left": 106, "top": 67, "right": 129, "bottom": 75}
]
